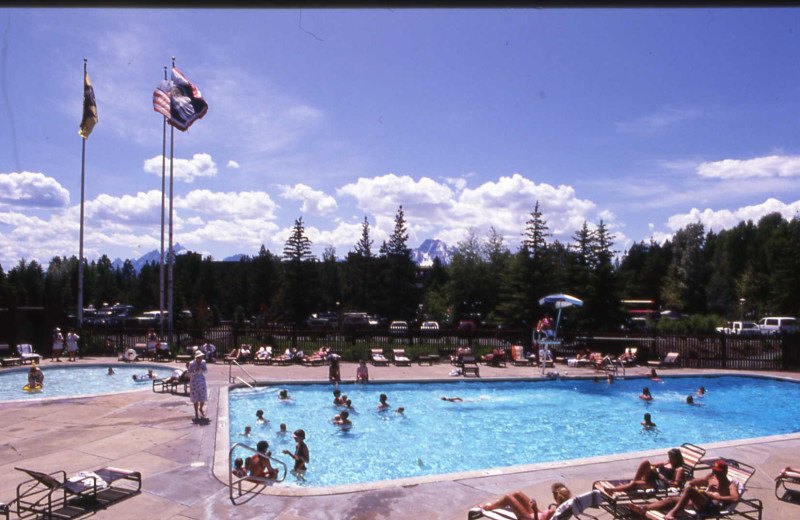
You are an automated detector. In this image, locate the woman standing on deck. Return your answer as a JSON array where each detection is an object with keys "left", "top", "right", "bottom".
[{"left": 188, "top": 350, "right": 208, "bottom": 420}]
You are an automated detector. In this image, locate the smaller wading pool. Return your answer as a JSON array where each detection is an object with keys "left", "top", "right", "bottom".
[
  {"left": 0, "top": 364, "right": 171, "bottom": 402},
  {"left": 228, "top": 375, "right": 800, "bottom": 488}
]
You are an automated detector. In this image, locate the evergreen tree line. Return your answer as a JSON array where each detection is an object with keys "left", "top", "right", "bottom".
[{"left": 0, "top": 204, "right": 798, "bottom": 333}]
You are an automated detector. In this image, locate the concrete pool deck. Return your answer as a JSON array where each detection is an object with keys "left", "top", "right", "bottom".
[{"left": 0, "top": 357, "right": 797, "bottom": 519}]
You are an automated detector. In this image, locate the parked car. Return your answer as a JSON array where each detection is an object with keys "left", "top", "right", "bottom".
[
  {"left": 715, "top": 321, "right": 760, "bottom": 336},
  {"left": 757, "top": 317, "right": 799, "bottom": 335},
  {"left": 389, "top": 321, "right": 409, "bottom": 335},
  {"left": 420, "top": 321, "right": 440, "bottom": 335}
]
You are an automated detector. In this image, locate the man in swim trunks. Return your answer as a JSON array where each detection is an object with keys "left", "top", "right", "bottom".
[
  {"left": 28, "top": 363, "right": 44, "bottom": 388},
  {"left": 629, "top": 460, "right": 739, "bottom": 520}
]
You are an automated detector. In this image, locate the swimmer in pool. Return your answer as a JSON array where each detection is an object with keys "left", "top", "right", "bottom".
[
  {"left": 28, "top": 363, "right": 44, "bottom": 388},
  {"left": 642, "top": 413, "right": 656, "bottom": 429},
  {"left": 333, "top": 389, "right": 344, "bottom": 405},
  {"left": 255, "top": 410, "right": 268, "bottom": 424},
  {"left": 639, "top": 387, "right": 653, "bottom": 401},
  {"left": 650, "top": 369, "right": 661, "bottom": 381},
  {"left": 107, "top": 367, "right": 115, "bottom": 375},
  {"left": 697, "top": 386, "right": 706, "bottom": 396},
  {"left": 686, "top": 395, "right": 704, "bottom": 405},
  {"left": 377, "top": 393, "right": 390, "bottom": 410},
  {"left": 332, "top": 410, "right": 352, "bottom": 426},
  {"left": 240, "top": 425, "right": 252, "bottom": 437},
  {"left": 441, "top": 396, "right": 464, "bottom": 402},
  {"left": 279, "top": 389, "right": 292, "bottom": 400},
  {"left": 395, "top": 407, "right": 405, "bottom": 414}
]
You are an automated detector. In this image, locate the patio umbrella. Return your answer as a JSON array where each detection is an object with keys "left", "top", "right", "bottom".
[
  {"left": 538, "top": 294, "right": 584, "bottom": 336},
  {"left": 537, "top": 294, "right": 584, "bottom": 374}
]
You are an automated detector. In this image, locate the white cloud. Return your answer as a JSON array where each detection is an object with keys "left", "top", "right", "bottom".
[
  {"left": 227, "top": 160, "right": 240, "bottom": 169},
  {"left": 338, "top": 173, "right": 598, "bottom": 249},
  {"left": 178, "top": 189, "right": 279, "bottom": 219},
  {"left": 86, "top": 190, "right": 163, "bottom": 226},
  {"left": 279, "top": 184, "right": 337, "bottom": 215},
  {"left": 697, "top": 155, "right": 800, "bottom": 179},
  {"left": 143, "top": 153, "right": 217, "bottom": 183},
  {"left": 616, "top": 105, "right": 701, "bottom": 134},
  {"left": 665, "top": 198, "right": 800, "bottom": 232},
  {"left": 0, "top": 172, "right": 70, "bottom": 208}
]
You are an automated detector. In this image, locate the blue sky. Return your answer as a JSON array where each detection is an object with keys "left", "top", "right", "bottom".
[{"left": 2, "top": 8, "right": 800, "bottom": 269}]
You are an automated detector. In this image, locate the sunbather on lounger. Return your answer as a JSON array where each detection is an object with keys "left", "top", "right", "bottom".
[
  {"left": 611, "top": 448, "right": 685, "bottom": 492},
  {"left": 776, "top": 466, "right": 800, "bottom": 480},
  {"left": 478, "top": 482, "right": 572, "bottom": 520},
  {"left": 629, "top": 460, "right": 739, "bottom": 520}
]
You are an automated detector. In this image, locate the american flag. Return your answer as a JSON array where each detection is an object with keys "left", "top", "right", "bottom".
[{"left": 152, "top": 67, "right": 208, "bottom": 131}]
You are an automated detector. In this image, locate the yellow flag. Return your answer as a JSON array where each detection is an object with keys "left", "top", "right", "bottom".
[{"left": 79, "top": 70, "right": 98, "bottom": 139}]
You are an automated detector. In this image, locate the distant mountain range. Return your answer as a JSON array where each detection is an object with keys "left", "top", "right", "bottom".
[{"left": 113, "top": 239, "right": 455, "bottom": 272}]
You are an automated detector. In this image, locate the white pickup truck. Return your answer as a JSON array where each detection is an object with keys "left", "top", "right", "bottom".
[{"left": 715, "top": 321, "right": 761, "bottom": 335}]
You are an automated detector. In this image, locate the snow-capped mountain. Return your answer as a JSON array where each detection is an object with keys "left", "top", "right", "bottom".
[
  {"left": 112, "top": 243, "right": 187, "bottom": 272},
  {"left": 411, "top": 239, "right": 454, "bottom": 267}
]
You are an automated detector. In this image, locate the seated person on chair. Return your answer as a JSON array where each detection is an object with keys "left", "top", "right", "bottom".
[
  {"left": 478, "top": 482, "right": 572, "bottom": 520},
  {"left": 245, "top": 440, "right": 279, "bottom": 480},
  {"left": 629, "top": 460, "right": 739, "bottom": 520},
  {"left": 610, "top": 448, "right": 685, "bottom": 492}
]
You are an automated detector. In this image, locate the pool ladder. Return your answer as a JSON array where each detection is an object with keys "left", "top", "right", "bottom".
[
  {"left": 228, "top": 361, "right": 258, "bottom": 388},
  {"left": 228, "top": 442, "right": 288, "bottom": 505}
]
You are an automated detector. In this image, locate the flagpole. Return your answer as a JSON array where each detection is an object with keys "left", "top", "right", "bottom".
[
  {"left": 78, "top": 58, "right": 87, "bottom": 329},
  {"left": 168, "top": 56, "right": 175, "bottom": 349},
  {"left": 159, "top": 66, "right": 167, "bottom": 338}
]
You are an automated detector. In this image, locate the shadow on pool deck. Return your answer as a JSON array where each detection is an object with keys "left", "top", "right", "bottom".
[{"left": 1, "top": 357, "right": 798, "bottom": 519}]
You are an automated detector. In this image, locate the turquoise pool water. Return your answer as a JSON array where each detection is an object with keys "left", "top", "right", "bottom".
[
  {"left": 228, "top": 376, "right": 800, "bottom": 488},
  {"left": 0, "top": 364, "right": 169, "bottom": 401}
]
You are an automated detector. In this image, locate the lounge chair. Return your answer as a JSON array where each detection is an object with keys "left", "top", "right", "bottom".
[
  {"left": 152, "top": 377, "right": 189, "bottom": 395},
  {"left": 370, "top": 348, "right": 389, "bottom": 366},
  {"left": 392, "top": 348, "right": 411, "bottom": 366},
  {"left": 648, "top": 352, "right": 680, "bottom": 369},
  {"left": 636, "top": 459, "right": 761, "bottom": 520},
  {"left": 510, "top": 345, "right": 531, "bottom": 366},
  {"left": 13, "top": 466, "right": 141, "bottom": 519},
  {"left": 775, "top": 468, "right": 800, "bottom": 504},
  {"left": 461, "top": 355, "right": 480, "bottom": 377},
  {"left": 468, "top": 490, "right": 603, "bottom": 520},
  {"left": 594, "top": 443, "right": 706, "bottom": 516},
  {"left": 16, "top": 344, "right": 41, "bottom": 365},
  {"left": 617, "top": 347, "right": 638, "bottom": 366}
]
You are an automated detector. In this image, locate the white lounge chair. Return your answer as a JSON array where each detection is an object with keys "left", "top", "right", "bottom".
[
  {"left": 16, "top": 344, "right": 41, "bottom": 365},
  {"left": 468, "top": 490, "right": 603, "bottom": 520}
]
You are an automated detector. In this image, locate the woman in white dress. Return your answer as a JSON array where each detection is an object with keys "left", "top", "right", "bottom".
[{"left": 188, "top": 350, "right": 208, "bottom": 420}]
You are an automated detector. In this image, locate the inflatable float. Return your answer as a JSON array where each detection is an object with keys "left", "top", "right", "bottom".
[{"left": 23, "top": 384, "right": 43, "bottom": 393}]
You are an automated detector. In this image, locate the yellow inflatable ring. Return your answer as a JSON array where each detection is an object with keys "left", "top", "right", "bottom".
[{"left": 23, "top": 384, "right": 43, "bottom": 392}]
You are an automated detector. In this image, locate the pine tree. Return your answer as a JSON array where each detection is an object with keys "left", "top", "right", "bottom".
[
  {"left": 355, "top": 216, "right": 373, "bottom": 258},
  {"left": 522, "top": 200, "right": 550, "bottom": 258}
]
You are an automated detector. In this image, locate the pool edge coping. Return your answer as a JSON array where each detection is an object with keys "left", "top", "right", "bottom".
[{"left": 212, "top": 372, "right": 800, "bottom": 496}]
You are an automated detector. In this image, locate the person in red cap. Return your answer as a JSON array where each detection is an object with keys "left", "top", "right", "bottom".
[{"left": 629, "top": 459, "right": 739, "bottom": 519}]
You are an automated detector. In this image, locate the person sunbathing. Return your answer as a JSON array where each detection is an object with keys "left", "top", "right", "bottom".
[
  {"left": 478, "top": 482, "right": 572, "bottom": 520},
  {"left": 776, "top": 466, "right": 800, "bottom": 480},
  {"left": 610, "top": 448, "right": 685, "bottom": 492},
  {"left": 629, "top": 460, "right": 739, "bottom": 520}
]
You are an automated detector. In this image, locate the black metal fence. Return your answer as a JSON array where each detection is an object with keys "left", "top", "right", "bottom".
[{"left": 69, "top": 324, "right": 800, "bottom": 371}]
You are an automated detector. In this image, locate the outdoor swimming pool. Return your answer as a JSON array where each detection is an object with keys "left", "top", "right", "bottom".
[
  {"left": 228, "top": 375, "right": 800, "bottom": 488},
  {"left": 0, "top": 364, "right": 169, "bottom": 401}
]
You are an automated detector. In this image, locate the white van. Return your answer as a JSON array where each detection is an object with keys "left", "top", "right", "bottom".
[{"left": 757, "top": 317, "right": 798, "bottom": 335}]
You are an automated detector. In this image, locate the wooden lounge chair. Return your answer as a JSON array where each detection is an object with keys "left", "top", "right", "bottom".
[
  {"left": 775, "top": 468, "right": 800, "bottom": 504},
  {"left": 468, "top": 490, "right": 603, "bottom": 520},
  {"left": 15, "top": 344, "right": 41, "bottom": 365},
  {"left": 594, "top": 443, "right": 707, "bottom": 517},
  {"left": 392, "top": 348, "right": 411, "bottom": 366},
  {"left": 13, "top": 466, "right": 141, "bottom": 519},
  {"left": 370, "top": 348, "right": 389, "bottom": 366},
  {"left": 648, "top": 352, "right": 680, "bottom": 368}
]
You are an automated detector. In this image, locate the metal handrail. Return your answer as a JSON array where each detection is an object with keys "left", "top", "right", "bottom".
[
  {"left": 228, "top": 442, "right": 288, "bottom": 504},
  {"left": 228, "top": 361, "right": 257, "bottom": 387}
]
